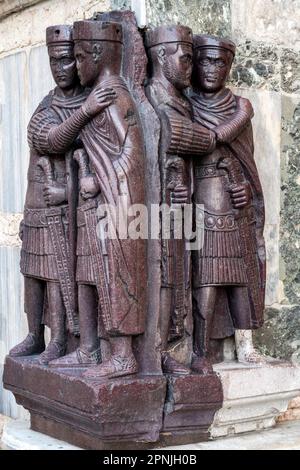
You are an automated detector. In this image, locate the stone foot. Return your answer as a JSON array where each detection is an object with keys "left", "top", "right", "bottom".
[
  {"left": 162, "top": 352, "right": 190, "bottom": 375},
  {"left": 9, "top": 333, "right": 45, "bottom": 357},
  {"left": 191, "top": 354, "right": 214, "bottom": 375},
  {"left": 237, "top": 349, "right": 268, "bottom": 365},
  {"left": 38, "top": 341, "right": 66, "bottom": 365},
  {"left": 83, "top": 354, "right": 138, "bottom": 379},
  {"left": 48, "top": 347, "right": 101, "bottom": 368}
]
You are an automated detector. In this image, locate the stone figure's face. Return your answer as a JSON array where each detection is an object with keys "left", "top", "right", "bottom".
[
  {"left": 162, "top": 42, "right": 193, "bottom": 90},
  {"left": 48, "top": 45, "right": 77, "bottom": 89},
  {"left": 74, "top": 41, "right": 102, "bottom": 87},
  {"left": 193, "top": 47, "right": 232, "bottom": 92}
]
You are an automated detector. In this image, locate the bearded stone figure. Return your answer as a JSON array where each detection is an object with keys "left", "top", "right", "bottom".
[
  {"left": 188, "top": 35, "right": 267, "bottom": 371},
  {"left": 145, "top": 25, "right": 216, "bottom": 375},
  {"left": 9, "top": 25, "right": 86, "bottom": 364},
  {"left": 4, "top": 11, "right": 294, "bottom": 451}
]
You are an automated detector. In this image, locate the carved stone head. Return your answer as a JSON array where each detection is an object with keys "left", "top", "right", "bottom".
[
  {"left": 46, "top": 25, "right": 77, "bottom": 90},
  {"left": 73, "top": 20, "right": 123, "bottom": 87},
  {"left": 193, "top": 35, "right": 236, "bottom": 93},
  {"left": 145, "top": 25, "right": 193, "bottom": 91}
]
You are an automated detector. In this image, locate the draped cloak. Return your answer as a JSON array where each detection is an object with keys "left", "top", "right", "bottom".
[
  {"left": 79, "top": 76, "right": 146, "bottom": 337},
  {"left": 146, "top": 79, "right": 193, "bottom": 341},
  {"left": 21, "top": 88, "right": 87, "bottom": 281},
  {"left": 189, "top": 88, "right": 266, "bottom": 333}
]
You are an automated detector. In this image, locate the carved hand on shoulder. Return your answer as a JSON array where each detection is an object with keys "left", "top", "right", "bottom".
[
  {"left": 236, "top": 96, "right": 253, "bottom": 116},
  {"left": 80, "top": 175, "right": 100, "bottom": 200},
  {"left": 43, "top": 184, "right": 66, "bottom": 206},
  {"left": 82, "top": 86, "right": 117, "bottom": 118},
  {"left": 230, "top": 182, "right": 252, "bottom": 209}
]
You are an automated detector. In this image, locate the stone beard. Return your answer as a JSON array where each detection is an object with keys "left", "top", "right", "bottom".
[{"left": 189, "top": 36, "right": 266, "bottom": 368}]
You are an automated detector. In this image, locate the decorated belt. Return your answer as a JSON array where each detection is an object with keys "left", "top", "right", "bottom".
[
  {"left": 77, "top": 198, "right": 99, "bottom": 227},
  {"left": 195, "top": 163, "right": 226, "bottom": 179},
  {"left": 28, "top": 168, "right": 67, "bottom": 184},
  {"left": 24, "top": 205, "right": 68, "bottom": 227},
  {"left": 201, "top": 206, "right": 256, "bottom": 231}
]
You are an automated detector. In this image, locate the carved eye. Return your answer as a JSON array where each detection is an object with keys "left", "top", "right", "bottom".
[
  {"left": 199, "top": 59, "right": 210, "bottom": 66},
  {"left": 181, "top": 54, "right": 192, "bottom": 64},
  {"left": 62, "top": 58, "right": 73, "bottom": 65},
  {"left": 216, "top": 59, "right": 226, "bottom": 68}
]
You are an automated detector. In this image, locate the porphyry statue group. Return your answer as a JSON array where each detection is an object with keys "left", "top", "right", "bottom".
[{"left": 9, "top": 17, "right": 267, "bottom": 380}]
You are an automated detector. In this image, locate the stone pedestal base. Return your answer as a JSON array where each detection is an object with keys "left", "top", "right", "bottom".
[
  {"left": 3, "top": 356, "right": 222, "bottom": 449},
  {"left": 3, "top": 356, "right": 167, "bottom": 449},
  {"left": 3, "top": 419, "right": 300, "bottom": 450},
  {"left": 211, "top": 361, "right": 300, "bottom": 438},
  {"left": 161, "top": 374, "right": 223, "bottom": 445}
]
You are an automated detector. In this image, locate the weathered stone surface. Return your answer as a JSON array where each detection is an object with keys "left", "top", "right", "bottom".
[
  {"left": 161, "top": 373, "right": 223, "bottom": 445},
  {"left": 146, "top": 0, "right": 231, "bottom": 36},
  {"left": 280, "top": 94, "right": 300, "bottom": 305},
  {"left": 0, "top": 414, "right": 10, "bottom": 440},
  {"left": 232, "top": 0, "right": 300, "bottom": 52},
  {"left": 0, "top": 0, "right": 42, "bottom": 20},
  {"left": 0, "top": 0, "right": 110, "bottom": 55},
  {"left": 281, "top": 49, "right": 300, "bottom": 95},
  {"left": 0, "top": 52, "right": 28, "bottom": 213},
  {"left": 254, "top": 305, "right": 300, "bottom": 362},
  {"left": 4, "top": 418, "right": 300, "bottom": 450},
  {"left": 232, "top": 88, "right": 282, "bottom": 306},
  {"left": 278, "top": 395, "right": 300, "bottom": 422},
  {"left": 264, "top": 224, "right": 282, "bottom": 307},
  {"left": 1, "top": 419, "right": 80, "bottom": 450},
  {"left": 4, "top": 356, "right": 167, "bottom": 449},
  {"left": 0, "top": 212, "right": 22, "bottom": 247},
  {"left": 0, "top": 246, "right": 27, "bottom": 419},
  {"left": 230, "top": 41, "right": 280, "bottom": 92},
  {"left": 211, "top": 361, "right": 300, "bottom": 438},
  {"left": 110, "top": 0, "right": 131, "bottom": 9}
]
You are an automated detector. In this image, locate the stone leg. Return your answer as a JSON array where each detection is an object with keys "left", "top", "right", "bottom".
[
  {"left": 83, "top": 336, "right": 138, "bottom": 379},
  {"left": 49, "top": 283, "right": 101, "bottom": 367},
  {"left": 9, "top": 276, "right": 45, "bottom": 356},
  {"left": 38, "top": 281, "right": 66, "bottom": 364},
  {"left": 235, "top": 329, "right": 267, "bottom": 364},
  {"left": 228, "top": 286, "right": 267, "bottom": 364},
  {"left": 160, "top": 286, "right": 190, "bottom": 375},
  {"left": 192, "top": 286, "right": 217, "bottom": 374}
]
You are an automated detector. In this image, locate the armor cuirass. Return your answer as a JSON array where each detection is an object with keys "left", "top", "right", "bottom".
[{"left": 192, "top": 150, "right": 248, "bottom": 287}]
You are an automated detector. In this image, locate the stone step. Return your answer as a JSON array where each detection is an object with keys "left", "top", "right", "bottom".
[{"left": 2, "top": 419, "right": 300, "bottom": 450}]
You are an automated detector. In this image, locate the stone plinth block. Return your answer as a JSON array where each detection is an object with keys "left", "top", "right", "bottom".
[
  {"left": 211, "top": 361, "right": 300, "bottom": 438},
  {"left": 3, "top": 356, "right": 167, "bottom": 450},
  {"left": 161, "top": 373, "right": 223, "bottom": 446}
]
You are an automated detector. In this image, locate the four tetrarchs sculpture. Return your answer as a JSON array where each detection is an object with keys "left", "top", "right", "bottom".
[{"left": 4, "top": 11, "right": 267, "bottom": 447}]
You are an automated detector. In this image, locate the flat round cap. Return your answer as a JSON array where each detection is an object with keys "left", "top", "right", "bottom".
[
  {"left": 73, "top": 20, "right": 123, "bottom": 43},
  {"left": 145, "top": 25, "right": 193, "bottom": 49}
]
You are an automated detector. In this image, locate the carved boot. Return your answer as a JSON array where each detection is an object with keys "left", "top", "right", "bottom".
[
  {"left": 38, "top": 340, "right": 66, "bottom": 365},
  {"left": 192, "top": 314, "right": 214, "bottom": 374},
  {"left": 191, "top": 353, "right": 213, "bottom": 375},
  {"left": 39, "top": 306, "right": 66, "bottom": 365},
  {"left": 161, "top": 352, "right": 190, "bottom": 375},
  {"left": 235, "top": 330, "right": 267, "bottom": 364},
  {"left": 83, "top": 354, "right": 138, "bottom": 379},
  {"left": 49, "top": 347, "right": 101, "bottom": 368},
  {"left": 9, "top": 332, "right": 45, "bottom": 357}
]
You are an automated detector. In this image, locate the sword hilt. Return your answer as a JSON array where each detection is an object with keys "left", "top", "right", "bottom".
[
  {"left": 37, "top": 156, "right": 54, "bottom": 184},
  {"left": 74, "top": 148, "right": 90, "bottom": 178}
]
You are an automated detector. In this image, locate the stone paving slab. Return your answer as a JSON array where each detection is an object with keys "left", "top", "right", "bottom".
[{"left": 1, "top": 419, "right": 300, "bottom": 450}]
